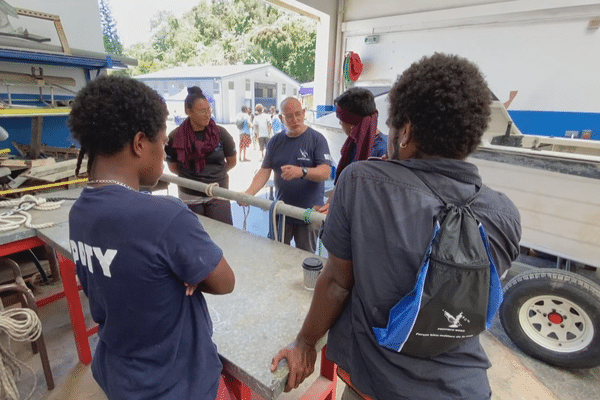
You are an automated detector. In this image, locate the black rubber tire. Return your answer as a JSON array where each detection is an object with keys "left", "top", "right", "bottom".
[{"left": 499, "top": 270, "right": 600, "bottom": 369}]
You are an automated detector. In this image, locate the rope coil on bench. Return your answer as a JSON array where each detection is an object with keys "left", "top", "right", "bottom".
[{"left": 0, "top": 195, "right": 63, "bottom": 232}]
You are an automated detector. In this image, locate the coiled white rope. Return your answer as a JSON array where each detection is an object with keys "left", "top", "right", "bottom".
[
  {"left": 205, "top": 182, "right": 230, "bottom": 202},
  {"left": 0, "top": 307, "right": 42, "bottom": 400},
  {"left": 0, "top": 195, "right": 63, "bottom": 232},
  {"left": 205, "top": 182, "right": 219, "bottom": 198}
]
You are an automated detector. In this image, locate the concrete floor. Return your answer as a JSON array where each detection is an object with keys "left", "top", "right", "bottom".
[
  {"left": 3, "top": 124, "right": 599, "bottom": 399},
  {"left": 7, "top": 281, "right": 599, "bottom": 400}
]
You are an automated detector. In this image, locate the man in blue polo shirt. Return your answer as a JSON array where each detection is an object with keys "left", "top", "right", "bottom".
[{"left": 244, "top": 97, "right": 332, "bottom": 253}]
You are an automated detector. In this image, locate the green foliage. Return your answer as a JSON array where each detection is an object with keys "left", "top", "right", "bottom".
[
  {"left": 124, "top": 0, "right": 316, "bottom": 82},
  {"left": 98, "top": 0, "right": 123, "bottom": 55}
]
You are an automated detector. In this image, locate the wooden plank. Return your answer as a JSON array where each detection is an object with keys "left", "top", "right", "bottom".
[
  {"left": 23, "top": 158, "right": 86, "bottom": 182},
  {"left": 0, "top": 158, "right": 55, "bottom": 168},
  {"left": 32, "top": 169, "right": 82, "bottom": 183},
  {"left": 0, "top": 109, "right": 71, "bottom": 118},
  {"left": 0, "top": 71, "right": 76, "bottom": 87},
  {"left": 7, "top": 175, "right": 28, "bottom": 189},
  {"left": 30, "top": 116, "right": 43, "bottom": 160},
  {"left": 11, "top": 143, "right": 79, "bottom": 161},
  {"left": 23, "top": 158, "right": 78, "bottom": 176}
]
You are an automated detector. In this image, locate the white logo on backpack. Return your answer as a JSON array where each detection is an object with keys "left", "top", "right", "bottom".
[{"left": 443, "top": 310, "right": 471, "bottom": 328}]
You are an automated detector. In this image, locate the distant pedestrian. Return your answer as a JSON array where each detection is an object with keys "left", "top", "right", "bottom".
[
  {"left": 270, "top": 106, "right": 284, "bottom": 134},
  {"left": 173, "top": 110, "right": 183, "bottom": 125},
  {"left": 253, "top": 104, "right": 272, "bottom": 160},
  {"left": 236, "top": 105, "right": 252, "bottom": 161}
]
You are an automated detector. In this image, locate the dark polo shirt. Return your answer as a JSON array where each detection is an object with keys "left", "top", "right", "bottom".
[{"left": 322, "top": 158, "right": 521, "bottom": 400}]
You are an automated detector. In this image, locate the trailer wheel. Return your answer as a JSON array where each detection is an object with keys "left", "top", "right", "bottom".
[{"left": 499, "top": 270, "right": 600, "bottom": 369}]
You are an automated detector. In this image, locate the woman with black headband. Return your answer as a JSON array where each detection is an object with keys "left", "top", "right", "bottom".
[
  {"left": 316, "top": 87, "right": 387, "bottom": 214},
  {"left": 166, "top": 87, "right": 237, "bottom": 224}
]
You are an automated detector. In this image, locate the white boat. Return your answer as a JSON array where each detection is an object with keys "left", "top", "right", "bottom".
[
  {"left": 0, "top": 1, "right": 135, "bottom": 159},
  {"left": 312, "top": 97, "right": 600, "bottom": 270}
]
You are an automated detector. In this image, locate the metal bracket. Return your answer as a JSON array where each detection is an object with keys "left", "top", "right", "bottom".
[{"left": 14, "top": 7, "right": 71, "bottom": 55}]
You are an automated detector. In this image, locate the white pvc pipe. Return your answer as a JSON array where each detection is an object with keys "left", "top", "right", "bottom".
[{"left": 159, "top": 174, "right": 327, "bottom": 225}]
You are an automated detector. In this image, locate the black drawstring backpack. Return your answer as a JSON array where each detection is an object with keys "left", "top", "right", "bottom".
[{"left": 372, "top": 169, "right": 503, "bottom": 358}]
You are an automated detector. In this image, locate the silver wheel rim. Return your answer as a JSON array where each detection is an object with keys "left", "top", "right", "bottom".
[{"left": 518, "top": 294, "right": 594, "bottom": 353}]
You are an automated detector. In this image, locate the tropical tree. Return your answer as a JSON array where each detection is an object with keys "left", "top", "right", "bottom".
[
  {"left": 250, "top": 16, "right": 316, "bottom": 82},
  {"left": 98, "top": 0, "right": 123, "bottom": 55},
  {"left": 124, "top": 0, "right": 317, "bottom": 82}
]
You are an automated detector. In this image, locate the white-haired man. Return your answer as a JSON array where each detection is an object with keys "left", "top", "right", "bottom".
[{"left": 244, "top": 97, "right": 332, "bottom": 253}]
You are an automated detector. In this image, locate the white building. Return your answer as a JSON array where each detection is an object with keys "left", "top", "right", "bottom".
[{"left": 135, "top": 63, "right": 300, "bottom": 124}]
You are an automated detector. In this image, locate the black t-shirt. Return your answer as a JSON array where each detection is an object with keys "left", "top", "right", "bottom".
[{"left": 166, "top": 125, "right": 236, "bottom": 196}]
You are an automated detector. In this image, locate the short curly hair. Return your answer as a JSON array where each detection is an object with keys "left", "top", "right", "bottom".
[
  {"left": 68, "top": 75, "right": 167, "bottom": 176},
  {"left": 335, "top": 87, "right": 376, "bottom": 117},
  {"left": 388, "top": 53, "right": 491, "bottom": 159}
]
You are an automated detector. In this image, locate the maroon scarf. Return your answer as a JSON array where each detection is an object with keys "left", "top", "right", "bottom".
[
  {"left": 172, "top": 117, "right": 221, "bottom": 174},
  {"left": 335, "top": 106, "right": 378, "bottom": 183}
]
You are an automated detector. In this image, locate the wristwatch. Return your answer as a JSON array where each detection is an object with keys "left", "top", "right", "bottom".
[{"left": 301, "top": 167, "right": 308, "bottom": 179}]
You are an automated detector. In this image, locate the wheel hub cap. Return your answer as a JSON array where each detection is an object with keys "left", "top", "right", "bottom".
[{"left": 548, "top": 312, "right": 563, "bottom": 324}]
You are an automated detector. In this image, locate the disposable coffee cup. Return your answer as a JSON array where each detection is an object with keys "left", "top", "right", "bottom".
[{"left": 302, "top": 257, "right": 323, "bottom": 291}]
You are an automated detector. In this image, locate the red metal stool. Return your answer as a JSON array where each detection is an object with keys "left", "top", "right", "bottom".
[{"left": 337, "top": 368, "right": 373, "bottom": 400}]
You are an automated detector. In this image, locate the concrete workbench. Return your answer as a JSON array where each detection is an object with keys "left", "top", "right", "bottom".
[{"left": 2, "top": 189, "right": 332, "bottom": 399}]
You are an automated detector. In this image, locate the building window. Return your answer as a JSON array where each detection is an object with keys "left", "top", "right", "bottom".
[
  {"left": 228, "top": 81, "right": 234, "bottom": 90},
  {"left": 214, "top": 80, "right": 220, "bottom": 94},
  {"left": 282, "top": 84, "right": 286, "bottom": 94},
  {"left": 245, "top": 79, "right": 251, "bottom": 91},
  {"left": 293, "top": 88, "right": 297, "bottom": 96}
]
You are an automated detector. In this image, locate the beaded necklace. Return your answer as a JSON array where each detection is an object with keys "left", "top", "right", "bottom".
[{"left": 87, "top": 179, "right": 136, "bottom": 191}]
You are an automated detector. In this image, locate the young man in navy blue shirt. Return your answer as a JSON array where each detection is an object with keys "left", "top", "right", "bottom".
[{"left": 68, "top": 75, "right": 235, "bottom": 400}]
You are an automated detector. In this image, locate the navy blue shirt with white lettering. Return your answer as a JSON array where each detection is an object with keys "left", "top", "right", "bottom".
[
  {"left": 69, "top": 186, "right": 223, "bottom": 400},
  {"left": 262, "top": 127, "right": 332, "bottom": 222}
]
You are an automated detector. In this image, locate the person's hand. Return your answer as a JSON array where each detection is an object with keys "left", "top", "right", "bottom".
[
  {"left": 313, "top": 203, "right": 329, "bottom": 214},
  {"left": 270, "top": 339, "right": 317, "bottom": 392},
  {"left": 237, "top": 191, "right": 252, "bottom": 207},
  {"left": 184, "top": 282, "right": 198, "bottom": 296},
  {"left": 281, "top": 165, "right": 301, "bottom": 181}
]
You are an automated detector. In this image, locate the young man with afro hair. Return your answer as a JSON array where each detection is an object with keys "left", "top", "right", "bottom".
[{"left": 68, "top": 75, "right": 235, "bottom": 400}]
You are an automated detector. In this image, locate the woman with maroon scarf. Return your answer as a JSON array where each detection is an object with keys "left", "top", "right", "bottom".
[
  {"left": 316, "top": 87, "right": 387, "bottom": 214},
  {"left": 166, "top": 87, "right": 237, "bottom": 224}
]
